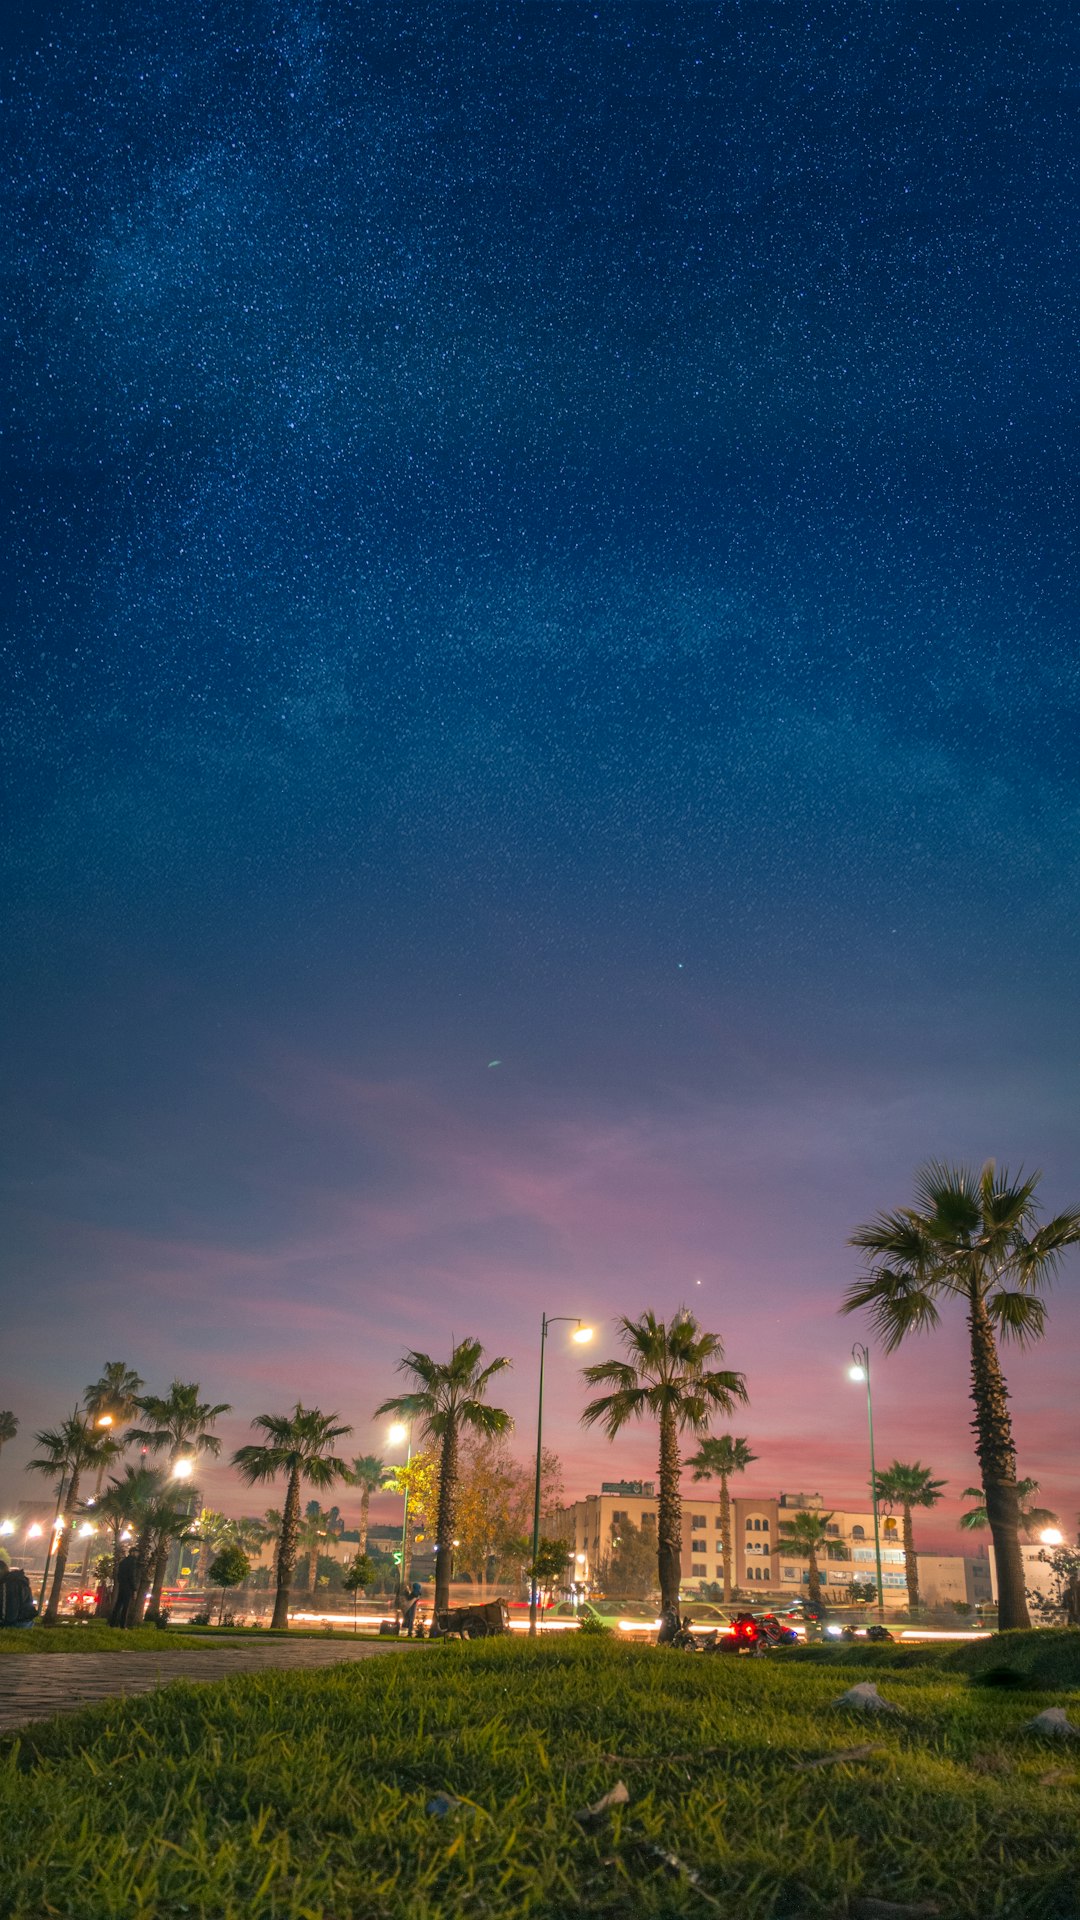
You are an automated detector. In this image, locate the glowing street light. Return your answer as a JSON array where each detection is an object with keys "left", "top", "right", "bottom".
[
  {"left": 171, "top": 1456, "right": 194, "bottom": 1480},
  {"left": 530, "top": 1316, "right": 594, "bottom": 1636},
  {"left": 0, "top": 1520, "right": 14, "bottom": 1536},
  {"left": 387, "top": 1422, "right": 409, "bottom": 1449},
  {"left": 27, "top": 1523, "right": 43, "bottom": 1540},
  {"left": 848, "top": 1342, "right": 885, "bottom": 1623},
  {"left": 96, "top": 1414, "right": 114, "bottom": 1428},
  {"left": 1040, "top": 1528, "right": 1064, "bottom": 1546}
]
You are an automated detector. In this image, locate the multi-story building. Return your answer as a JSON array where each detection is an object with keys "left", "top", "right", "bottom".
[{"left": 551, "top": 1486, "right": 920, "bottom": 1609}]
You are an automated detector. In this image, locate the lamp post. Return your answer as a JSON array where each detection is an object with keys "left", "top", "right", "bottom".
[
  {"left": 848, "top": 1344, "right": 885, "bottom": 1623},
  {"left": 388, "top": 1421, "right": 411, "bottom": 1612},
  {"left": 529, "top": 1315, "right": 593, "bottom": 1636}
]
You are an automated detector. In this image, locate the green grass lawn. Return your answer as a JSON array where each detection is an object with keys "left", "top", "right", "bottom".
[
  {"left": 0, "top": 1623, "right": 211, "bottom": 1654},
  {"left": 2, "top": 1636, "right": 1079, "bottom": 1919}
]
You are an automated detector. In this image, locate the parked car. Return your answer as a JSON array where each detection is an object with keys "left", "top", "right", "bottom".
[{"left": 676, "top": 1599, "right": 739, "bottom": 1629}]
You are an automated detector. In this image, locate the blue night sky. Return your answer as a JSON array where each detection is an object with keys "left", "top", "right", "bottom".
[{"left": 2, "top": 3, "right": 1078, "bottom": 1545}]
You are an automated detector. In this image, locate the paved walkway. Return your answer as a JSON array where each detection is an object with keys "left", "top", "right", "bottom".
[{"left": 0, "top": 1639, "right": 402, "bottom": 1733}]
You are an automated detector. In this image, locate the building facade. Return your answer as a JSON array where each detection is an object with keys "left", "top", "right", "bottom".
[{"left": 551, "top": 1486, "right": 965, "bottom": 1611}]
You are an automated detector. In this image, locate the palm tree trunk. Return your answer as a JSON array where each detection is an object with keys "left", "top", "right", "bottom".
[
  {"left": 806, "top": 1547, "right": 822, "bottom": 1607},
  {"left": 656, "top": 1410, "right": 682, "bottom": 1613},
  {"left": 433, "top": 1423, "right": 460, "bottom": 1620},
  {"left": 308, "top": 1539, "right": 319, "bottom": 1592},
  {"left": 128, "top": 1527, "right": 155, "bottom": 1627},
  {"left": 358, "top": 1487, "right": 370, "bottom": 1557},
  {"left": 902, "top": 1503, "right": 919, "bottom": 1611},
  {"left": 272, "top": 1468, "right": 301, "bottom": 1630},
  {"left": 45, "top": 1467, "right": 81, "bottom": 1624},
  {"left": 148, "top": 1540, "right": 170, "bottom": 1619},
  {"left": 719, "top": 1474, "right": 731, "bottom": 1604},
  {"left": 967, "top": 1287, "right": 1030, "bottom": 1631}
]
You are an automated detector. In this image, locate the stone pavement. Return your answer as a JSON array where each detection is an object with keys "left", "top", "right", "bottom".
[{"left": 0, "top": 1638, "right": 403, "bottom": 1733}]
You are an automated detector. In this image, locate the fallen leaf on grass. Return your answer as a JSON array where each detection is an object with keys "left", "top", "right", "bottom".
[
  {"left": 636, "top": 1843, "right": 724, "bottom": 1912},
  {"left": 850, "top": 1900, "right": 942, "bottom": 1919},
  {"left": 794, "top": 1745, "right": 881, "bottom": 1771},
  {"left": 573, "top": 1780, "right": 629, "bottom": 1826},
  {"left": 830, "top": 1683, "right": 901, "bottom": 1715},
  {"left": 1038, "top": 1768, "right": 1078, "bottom": 1786}
]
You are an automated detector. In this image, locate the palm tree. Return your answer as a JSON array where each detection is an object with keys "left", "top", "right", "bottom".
[
  {"left": 846, "top": 1160, "right": 1080, "bottom": 1631},
  {"left": 0, "top": 1410, "right": 18, "bottom": 1459},
  {"left": 84, "top": 1361, "right": 144, "bottom": 1431},
  {"left": 960, "top": 1478, "right": 1059, "bottom": 1541},
  {"left": 346, "top": 1454, "right": 386, "bottom": 1555},
  {"left": 580, "top": 1311, "right": 748, "bottom": 1614},
  {"left": 376, "top": 1340, "right": 512, "bottom": 1620},
  {"left": 79, "top": 1362, "right": 145, "bottom": 1582},
  {"left": 778, "top": 1508, "right": 834, "bottom": 1607},
  {"left": 27, "top": 1415, "right": 121, "bottom": 1623},
  {"left": 128, "top": 1380, "right": 231, "bottom": 1473},
  {"left": 297, "top": 1501, "right": 341, "bottom": 1592},
  {"left": 91, "top": 1465, "right": 162, "bottom": 1600},
  {"left": 232, "top": 1406, "right": 353, "bottom": 1629},
  {"left": 133, "top": 1493, "right": 199, "bottom": 1626},
  {"left": 872, "top": 1461, "right": 946, "bottom": 1610},
  {"left": 128, "top": 1382, "right": 231, "bottom": 1613},
  {"left": 685, "top": 1434, "right": 758, "bottom": 1602}
]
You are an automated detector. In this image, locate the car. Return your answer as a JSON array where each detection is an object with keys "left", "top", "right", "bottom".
[
  {"left": 552, "top": 1598, "right": 663, "bottom": 1636},
  {"left": 676, "top": 1599, "right": 739, "bottom": 1629}
]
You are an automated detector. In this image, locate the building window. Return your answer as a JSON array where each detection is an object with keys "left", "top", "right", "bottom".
[
  {"left": 714, "top": 1516, "right": 723, "bottom": 1527},
  {"left": 641, "top": 1512, "right": 656, "bottom": 1529},
  {"left": 851, "top": 1525, "right": 865, "bottom": 1540},
  {"left": 782, "top": 1567, "right": 798, "bottom": 1580},
  {"left": 691, "top": 1515, "right": 706, "bottom": 1528},
  {"left": 692, "top": 1563, "right": 706, "bottom": 1578},
  {"left": 612, "top": 1511, "right": 627, "bottom": 1525},
  {"left": 826, "top": 1524, "right": 840, "bottom": 1537}
]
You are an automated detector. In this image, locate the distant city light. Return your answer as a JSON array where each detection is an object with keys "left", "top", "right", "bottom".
[{"left": 0, "top": 1520, "right": 15, "bottom": 1536}]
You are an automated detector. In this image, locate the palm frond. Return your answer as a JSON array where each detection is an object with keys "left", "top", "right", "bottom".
[
  {"left": 841, "top": 1269, "right": 941, "bottom": 1350},
  {"left": 581, "top": 1387, "right": 650, "bottom": 1440},
  {"left": 986, "top": 1289, "right": 1047, "bottom": 1347}
]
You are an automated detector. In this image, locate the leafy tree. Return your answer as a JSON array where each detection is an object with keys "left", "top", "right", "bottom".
[
  {"left": 846, "top": 1160, "right": 1080, "bottom": 1630},
  {"left": 376, "top": 1340, "right": 513, "bottom": 1620},
  {"left": 91, "top": 1465, "right": 163, "bottom": 1593},
  {"left": 872, "top": 1460, "right": 946, "bottom": 1610},
  {"left": 232, "top": 1405, "right": 353, "bottom": 1629},
  {"left": 599, "top": 1517, "right": 657, "bottom": 1599},
  {"left": 343, "top": 1551, "right": 376, "bottom": 1593},
  {"left": 846, "top": 1577, "right": 877, "bottom": 1605},
  {"left": 581, "top": 1310, "right": 748, "bottom": 1613},
  {"left": 27, "top": 1415, "right": 121, "bottom": 1623},
  {"left": 777, "top": 1509, "right": 834, "bottom": 1607},
  {"left": 453, "top": 1438, "right": 562, "bottom": 1591},
  {"left": 380, "top": 1450, "right": 440, "bottom": 1586},
  {"left": 959, "top": 1478, "right": 1059, "bottom": 1540},
  {"left": 0, "top": 1410, "right": 17, "bottom": 1458},
  {"left": 207, "top": 1545, "right": 251, "bottom": 1624},
  {"left": 528, "top": 1537, "right": 571, "bottom": 1610},
  {"left": 345, "top": 1456, "right": 386, "bottom": 1556},
  {"left": 685, "top": 1434, "right": 758, "bottom": 1602}
]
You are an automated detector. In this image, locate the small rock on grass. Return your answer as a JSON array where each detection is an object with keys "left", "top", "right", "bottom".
[
  {"left": 829, "top": 1683, "right": 901, "bottom": 1715},
  {"left": 426, "top": 1792, "right": 464, "bottom": 1817},
  {"left": 573, "top": 1780, "right": 629, "bottom": 1826},
  {"left": 1023, "top": 1707, "right": 1080, "bottom": 1738}
]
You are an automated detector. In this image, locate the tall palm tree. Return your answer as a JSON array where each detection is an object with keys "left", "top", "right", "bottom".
[
  {"left": 778, "top": 1509, "right": 834, "bottom": 1607},
  {"left": 0, "top": 1410, "right": 18, "bottom": 1459},
  {"left": 846, "top": 1160, "right": 1080, "bottom": 1631},
  {"left": 960, "top": 1478, "right": 1059, "bottom": 1541},
  {"left": 232, "top": 1406, "right": 353, "bottom": 1629},
  {"left": 872, "top": 1461, "right": 946, "bottom": 1610},
  {"left": 685, "top": 1434, "right": 758, "bottom": 1602},
  {"left": 91, "top": 1465, "right": 162, "bottom": 1597},
  {"left": 27, "top": 1415, "right": 121, "bottom": 1622},
  {"left": 376, "top": 1340, "right": 512, "bottom": 1620},
  {"left": 132, "top": 1493, "right": 199, "bottom": 1626},
  {"left": 128, "top": 1382, "right": 231, "bottom": 1612},
  {"left": 79, "top": 1362, "right": 145, "bottom": 1582},
  {"left": 581, "top": 1311, "right": 748, "bottom": 1613},
  {"left": 346, "top": 1454, "right": 386, "bottom": 1555},
  {"left": 297, "top": 1501, "right": 341, "bottom": 1592}
]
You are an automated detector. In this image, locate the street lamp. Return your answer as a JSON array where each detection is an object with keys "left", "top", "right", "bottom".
[
  {"left": 1040, "top": 1528, "right": 1064, "bottom": 1547},
  {"left": 529, "top": 1315, "right": 593, "bottom": 1636},
  {"left": 387, "top": 1421, "right": 412, "bottom": 1608},
  {"left": 171, "top": 1456, "right": 194, "bottom": 1480},
  {"left": 848, "top": 1344, "right": 885, "bottom": 1623}
]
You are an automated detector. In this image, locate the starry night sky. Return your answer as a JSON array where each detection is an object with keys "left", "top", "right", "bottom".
[{"left": 2, "top": 3, "right": 1078, "bottom": 1544}]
